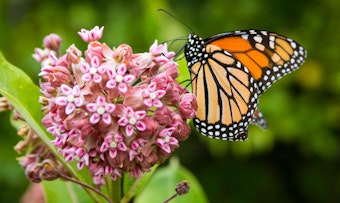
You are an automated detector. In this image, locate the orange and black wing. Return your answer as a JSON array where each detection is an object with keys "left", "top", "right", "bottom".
[
  {"left": 185, "top": 30, "right": 306, "bottom": 141},
  {"left": 206, "top": 30, "right": 307, "bottom": 94}
]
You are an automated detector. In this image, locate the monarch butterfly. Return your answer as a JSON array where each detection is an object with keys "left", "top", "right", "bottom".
[{"left": 184, "top": 30, "right": 306, "bottom": 141}]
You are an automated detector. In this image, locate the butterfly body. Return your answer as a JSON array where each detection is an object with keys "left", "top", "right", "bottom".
[{"left": 185, "top": 30, "right": 306, "bottom": 141}]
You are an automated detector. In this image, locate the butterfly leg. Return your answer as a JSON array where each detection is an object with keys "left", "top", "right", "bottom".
[
  {"left": 236, "top": 131, "right": 249, "bottom": 141},
  {"left": 252, "top": 109, "right": 268, "bottom": 129}
]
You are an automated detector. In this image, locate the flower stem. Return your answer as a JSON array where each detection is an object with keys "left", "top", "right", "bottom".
[
  {"left": 109, "top": 176, "right": 121, "bottom": 203},
  {"left": 120, "top": 176, "right": 141, "bottom": 203},
  {"left": 163, "top": 194, "right": 177, "bottom": 203},
  {"left": 59, "top": 173, "right": 113, "bottom": 203}
]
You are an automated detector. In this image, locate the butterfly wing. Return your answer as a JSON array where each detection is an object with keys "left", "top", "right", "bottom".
[
  {"left": 186, "top": 35, "right": 260, "bottom": 141},
  {"left": 185, "top": 30, "right": 306, "bottom": 141},
  {"left": 206, "top": 30, "right": 307, "bottom": 94}
]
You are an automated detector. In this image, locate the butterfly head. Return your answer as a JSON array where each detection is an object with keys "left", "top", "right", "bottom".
[{"left": 185, "top": 34, "right": 206, "bottom": 67}]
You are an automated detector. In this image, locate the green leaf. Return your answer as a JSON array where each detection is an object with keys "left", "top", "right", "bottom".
[
  {"left": 0, "top": 52, "right": 73, "bottom": 170},
  {"left": 42, "top": 180, "right": 93, "bottom": 203},
  {"left": 121, "top": 164, "right": 159, "bottom": 203},
  {"left": 0, "top": 52, "right": 103, "bottom": 202},
  {"left": 0, "top": 52, "right": 51, "bottom": 144},
  {"left": 134, "top": 157, "right": 209, "bottom": 203}
]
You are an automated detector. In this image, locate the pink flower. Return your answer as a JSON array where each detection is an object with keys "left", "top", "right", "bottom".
[
  {"left": 154, "top": 106, "right": 174, "bottom": 126},
  {"left": 159, "top": 61, "right": 179, "bottom": 79},
  {"left": 74, "top": 148, "right": 89, "bottom": 170},
  {"left": 66, "top": 44, "right": 82, "bottom": 64},
  {"left": 101, "top": 43, "right": 118, "bottom": 68},
  {"left": 39, "top": 81, "right": 56, "bottom": 98},
  {"left": 106, "top": 64, "right": 136, "bottom": 93},
  {"left": 42, "top": 113, "right": 65, "bottom": 136},
  {"left": 131, "top": 53, "right": 154, "bottom": 71},
  {"left": 152, "top": 72, "right": 173, "bottom": 92},
  {"left": 51, "top": 133, "right": 68, "bottom": 148},
  {"left": 156, "top": 127, "right": 179, "bottom": 154},
  {"left": 38, "top": 53, "right": 72, "bottom": 87},
  {"left": 141, "top": 82, "right": 166, "bottom": 108},
  {"left": 80, "top": 56, "right": 106, "bottom": 83},
  {"left": 32, "top": 48, "right": 53, "bottom": 63},
  {"left": 137, "top": 117, "right": 159, "bottom": 139},
  {"left": 64, "top": 111, "right": 93, "bottom": 138},
  {"left": 36, "top": 26, "right": 197, "bottom": 185},
  {"left": 118, "top": 106, "right": 146, "bottom": 136},
  {"left": 129, "top": 138, "right": 148, "bottom": 162},
  {"left": 62, "top": 146, "right": 77, "bottom": 162},
  {"left": 55, "top": 84, "right": 84, "bottom": 115},
  {"left": 85, "top": 41, "right": 105, "bottom": 62},
  {"left": 130, "top": 165, "right": 143, "bottom": 179},
  {"left": 179, "top": 93, "right": 198, "bottom": 119},
  {"left": 100, "top": 134, "right": 127, "bottom": 159},
  {"left": 86, "top": 96, "right": 116, "bottom": 125},
  {"left": 112, "top": 44, "right": 132, "bottom": 64},
  {"left": 43, "top": 33, "right": 62, "bottom": 52},
  {"left": 93, "top": 167, "right": 106, "bottom": 185},
  {"left": 78, "top": 26, "right": 104, "bottom": 42},
  {"left": 105, "top": 166, "right": 122, "bottom": 181},
  {"left": 123, "top": 88, "right": 144, "bottom": 109},
  {"left": 149, "top": 40, "right": 175, "bottom": 65}
]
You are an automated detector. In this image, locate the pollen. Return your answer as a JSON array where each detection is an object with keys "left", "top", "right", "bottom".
[
  {"left": 67, "top": 95, "right": 75, "bottom": 102},
  {"left": 149, "top": 92, "right": 156, "bottom": 99},
  {"left": 89, "top": 67, "right": 97, "bottom": 75},
  {"left": 97, "top": 107, "right": 105, "bottom": 115},
  {"left": 116, "top": 75, "right": 123, "bottom": 82},
  {"left": 129, "top": 117, "right": 136, "bottom": 125},
  {"left": 110, "top": 142, "right": 117, "bottom": 148}
]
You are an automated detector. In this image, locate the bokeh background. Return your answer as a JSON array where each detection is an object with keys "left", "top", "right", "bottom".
[{"left": 0, "top": 0, "right": 339, "bottom": 202}]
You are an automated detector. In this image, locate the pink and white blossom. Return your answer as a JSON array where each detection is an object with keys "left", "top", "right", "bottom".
[
  {"left": 86, "top": 96, "right": 116, "bottom": 125},
  {"left": 55, "top": 84, "right": 84, "bottom": 115},
  {"left": 36, "top": 26, "right": 197, "bottom": 185},
  {"left": 78, "top": 26, "right": 104, "bottom": 42},
  {"left": 118, "top": 107, "right": 146, "bottom": 136},
  {"left": 141, "top": 82, "right": 166, "bottom": 108},
  {"left": 106, "top": 64, "right": 135, "bottom": 93}
]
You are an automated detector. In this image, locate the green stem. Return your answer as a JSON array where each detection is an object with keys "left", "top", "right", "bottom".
[
  {"left": 121, "top": 164, "right": 159, "bottom": 203},
  {"left": 109, "top": 175, "right": 121, "bottom": 203},
  {"left": 59, "top": 173, "right": 112, "bottom": 203},
  {"left": 120, "top": 177, "right": 139, "bottom": 203}
]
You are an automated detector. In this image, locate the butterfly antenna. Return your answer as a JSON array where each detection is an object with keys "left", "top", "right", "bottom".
[
  {"left": 157, "top": 9, "right": 195, "bottom": 33},
  {"left": 181, "top": 79, "right": 192, "bottom": 87},
  {"left": 162, "top": 37, "right": 186, "bottom": 49},
  {"left": 160, "top": 38, "right": 187, "bottom": 59},
  {"left": 176, "top": 43, "right": 186, "bottom": 55}
]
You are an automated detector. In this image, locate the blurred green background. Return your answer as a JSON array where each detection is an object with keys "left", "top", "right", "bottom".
[{"left": 0, "top": 0, "right": 339, "bottom": 202}]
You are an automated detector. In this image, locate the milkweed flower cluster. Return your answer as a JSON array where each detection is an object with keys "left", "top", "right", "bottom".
[{"left": 33, "top": 26, "right": 197, "bottom": 185}]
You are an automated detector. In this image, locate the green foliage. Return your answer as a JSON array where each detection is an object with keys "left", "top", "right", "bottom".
[
  {"left": 0, "top": 0, "right": 339, "bottom": 202},
  {"left": 42, "top": 180, "right": 93, "bottom": 203},
  {"left": 0, "top": 53, "right": 110, "bottom": 203},
  {"left": 122, "top": 165, "right": 159, "bottom": 202},
  {"left": 0, "top": 52, "right": 55, "bottom": 149},
  {"left": 135, "top": 158, "right": 208, "bottom": 203}
]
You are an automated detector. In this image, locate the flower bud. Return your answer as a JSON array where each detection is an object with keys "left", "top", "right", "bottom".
[
  {"left": 43, "top": 34, "right": 62, "bottom": 52},
  {"left": 179, "top": 93, "right": 198, "bottom": 119},
  {"left": 40, "top": 160, "right": 59, "bottom": 181},
  {"left": 66, "top": 44, "right": 82, "bottom": 64},
  {"left": 78, "top": 26, "right": 104, "bottom": 42},
  {"left": 25, "top": 163, "right": 42, "bottom": 183},
  {"left": 175, "top": 180, "right": 190, "bottom": 195}
]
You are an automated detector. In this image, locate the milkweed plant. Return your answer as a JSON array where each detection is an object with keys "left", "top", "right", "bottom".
[{"left": 0, "top": 26, "right": 209, "bottom": 203}]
